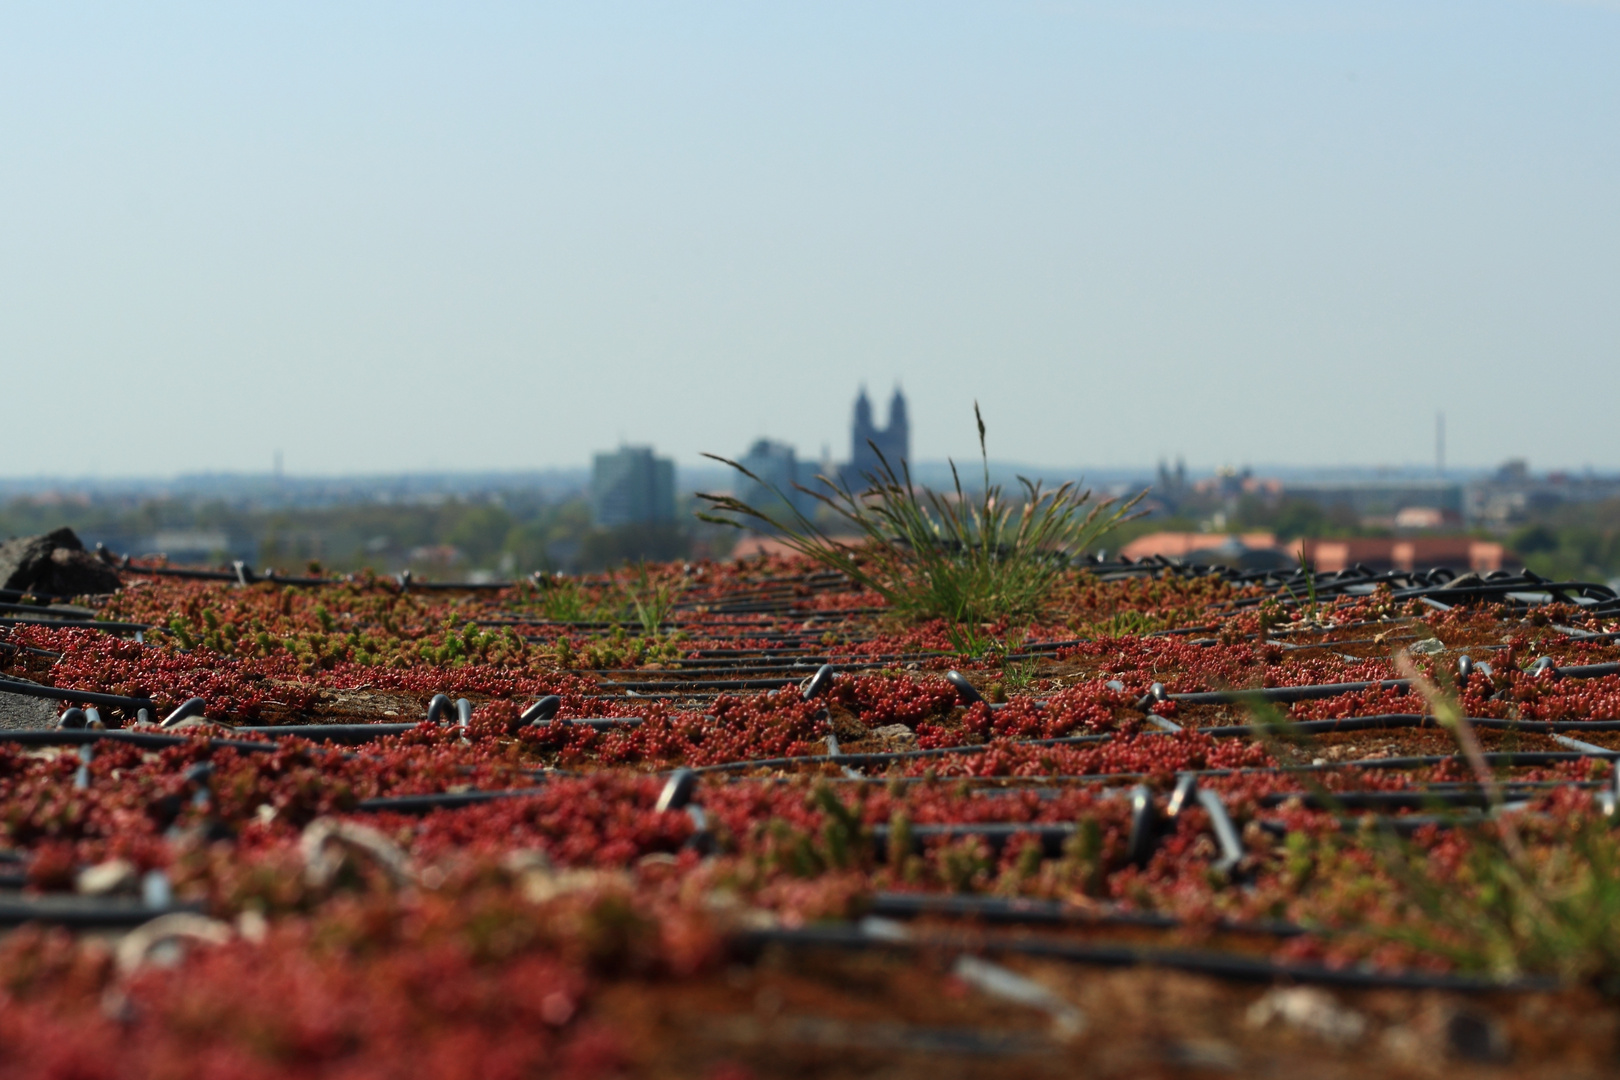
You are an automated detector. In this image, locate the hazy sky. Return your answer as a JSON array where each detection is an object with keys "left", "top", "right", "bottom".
[{"left": 2, "top": 1, "right": 1616, "bottom": 477}]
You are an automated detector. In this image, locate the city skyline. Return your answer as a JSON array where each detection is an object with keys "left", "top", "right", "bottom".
[
  {"left": 0, "top": 375, "right": 1598, "bottom": 490},
  {"left": 4, "top": 381, "right": 1607, "bottom": 533},
  {"left": 0, "top": 452, "right": 1600, "bottom": 490}
]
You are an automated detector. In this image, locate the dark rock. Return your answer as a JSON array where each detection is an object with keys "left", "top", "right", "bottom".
[{"left": 0, "top": 528, "right": 122, "bottom": 597}]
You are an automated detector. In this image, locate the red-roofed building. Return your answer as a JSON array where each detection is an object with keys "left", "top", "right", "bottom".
[{"left": 1299, "top": 537, "right": 1508, "bottom": 573}]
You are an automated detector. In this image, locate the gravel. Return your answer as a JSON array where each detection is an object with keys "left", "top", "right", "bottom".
[{"left": 0, "top": 680, "right": 59, "bottom": 730}]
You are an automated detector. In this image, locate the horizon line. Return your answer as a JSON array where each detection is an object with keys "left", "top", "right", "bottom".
[{"left": 0, "top": 459, "right": 1603, "bottom": 487}]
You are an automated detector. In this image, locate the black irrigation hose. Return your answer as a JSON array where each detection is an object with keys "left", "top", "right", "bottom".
[
  {"left": 0, "top": 677, "right": 155, "bottom": 712},
  {"left": 507, "top": 621, "right": 679, "bottom": 632},
  {"left": 1167, "top": 680, "right": 1414, "bottom": 706},
  {"left": 541, "top": 717, "right": 646, "bottom": 730},
  {"left": 1254, "top": 789, "right": 1563, "bottom": 810},
  {"left": 864, "top": 891, "right": 1307, "bottom": 938},
  {"left": 0, "top": 728, "right": 293, "bottom": 755},
  {"left": 1548, "top": 623, "right": 1620, "bottom": 642},
  {"left": 128, "top": 563, "right": 518, "bottom": 591},
  {"left": 585, "top": 651, "right": 959, "bottom": 672},
  {"left": 517, "top": 612, "right": 882, "bottom": 632},
  {"left": 125, "top": 565, "right": 259, "bottom": 583},
  {"left": 582, "top": 692, "right": 723, "bottom": 702},
  {"left": 401, "top": 580, "right": 514, "bottom": 592},
  {"left": 593, "top": 677, "right": 817, "bottom": 692},
  {"left": 1389, "top": 580, "right": 1617, "bottom": 603},
  {"left": 354, "top": 786, "right": 550, "bottom": 814},
  {"left": 1288, "top": 812, "right": 1497, "bottom": 835},
  {"left": 688, "top": 642, "right": 838, "bottom": 654},
  {"left": 690, "top": 732, "right": 1114, "bottom": 775},
  {"left": 590, "top": 660, "right": 832, "bottom": 674},
  {"left": 675, "top": 686, "right": 1620, "bottom": 776},
  {"left": 0, "top": 601, "right": 98, "bottom": 617},
  {"left": 0, "top": 643, "right": 63, "bottom": 659},
  {"left": 1198, "top": 712, "right": 1620, "bottom": 737},
  {"left": 1533, "top": 661, "right": 1620, "bottom": 678},
  {"left": 1208, "top": 569, "right": 1618, "bottom": 611},
  {"left": 0, "top": 723, "right": 430, "bottom": 754},
  {"left": 1269, "top": 633, "right": 1424, "bottom": 652},
  {"left": 730, "top": 923, "right": 1562, "bottom": 993},
  {"left": 341, "top": 772, "right": 1587, "bottom": 833},
  {"left": 0, "top": 616, "right": 150, "bottom": 632},
  {"left": 0, "top": 586, "right": 103, "bottom": 604},
  {"left": 1159, "top": 661, "right": 1620, "bottom": 708},
  {"left": 798, "top": 774, "right": 1605, "bottom": 801},
  {"left": 174, "top": 717, "right": 639, "bottom": 746},
  {"left": 1352, "top": 750, "right": 1618, "bottom": 767},
  {"left": 260, "top": 717, "right": 643, "bottom": 741},
  {"left": 0, "top": 897, "right": 207, "bottom": 929},
  {"left": 232, "top": 723, "right": 421, "bottom": 744},
  {"left": 693, "top": 739, "right": 1617, "bottom": 786},
  {"left": 1265, "top": 616, "right": 1401, "bottom": 638},
  {"left": 870, "top": 822, "right": 1082, "bottom": 856},
  {"left": 1103, "top": 561, "right": 1620, "bottom": 619}
]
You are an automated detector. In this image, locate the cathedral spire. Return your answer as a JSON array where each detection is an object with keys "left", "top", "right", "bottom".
[{"left": 853, "top": 386, "right": 873, "bottom": 428}]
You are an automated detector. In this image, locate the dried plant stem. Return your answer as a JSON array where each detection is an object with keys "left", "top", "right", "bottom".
[{"left": 1394, "top": 649, "right": 1529, "bottom": 865}]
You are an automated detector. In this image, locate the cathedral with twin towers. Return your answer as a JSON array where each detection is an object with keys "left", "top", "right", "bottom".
[
  {"left": 848, "top": 385, "right": 910, "bottom": 480},
  {"left": 734, "top": 385, "right": 909, "bottom": 522}
]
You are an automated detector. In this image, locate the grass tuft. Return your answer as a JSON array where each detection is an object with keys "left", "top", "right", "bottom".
[
  {"left": 1249, "top": 655, "right": 1620, "bottom": 989},
  {"left": 621, "top": 561, "right": 684, "bottom": 636},
  {"left": 698, "top": 403, "right": 1142, "bottom": 625}
]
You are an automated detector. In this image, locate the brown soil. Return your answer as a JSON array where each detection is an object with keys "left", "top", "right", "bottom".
[{"left": 597, "top": 949, "right": 1619, "bottom": 1078}]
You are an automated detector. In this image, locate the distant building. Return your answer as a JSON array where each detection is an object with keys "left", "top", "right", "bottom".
[
  {"left": 1281, "top": 480, "right": 1464, "bottom": 521},
  {"left": 1299, "top": 537, "right": 1509, "bottom": 574},
  {"left": 847, "top": 386, "right": 910, "bottom": 481},
  {"left": 1155, "top": 458, "right": 1189, "bottom": 507},
  {"left": 1466, "top": 459, "right": 1620, "bottom": 526},
  {"left": 1121, "top": 531, "right": 1294, "bottom": 572},
  {"left": 590, "top": 446, "right": 675, "bottom": 528},
  {"left": 133, "top": 530, "right": 257, "bottom": 567},
  {"left": 738, "top": 439, "right": 816, "bottom": 522},
  {"left": 1121, "top": 530, "right": 1512, "bottom": 575},
  {"left": 1393, "top": 506, "right": 1451, "bottom": 530}
]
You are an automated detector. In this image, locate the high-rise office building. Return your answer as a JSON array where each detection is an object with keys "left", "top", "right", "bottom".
[
  {"left": 738, "top": 439, "right": 817, "bottom": 522},
  {"left": 590, "top": 446, "right": 675, "bottom": 527}
]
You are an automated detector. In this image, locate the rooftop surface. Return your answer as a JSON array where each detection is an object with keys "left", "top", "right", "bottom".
[{"left": 1, "top": 550, "right": 1619, "bottom": 1076}]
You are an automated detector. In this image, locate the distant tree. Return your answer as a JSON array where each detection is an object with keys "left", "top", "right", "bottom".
[
  {"left": 446, "top": 505, "right": 515, "bottom": 567},
  {"left": 1510, "top": 523, "right": 1558, "bottom": 555}
]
